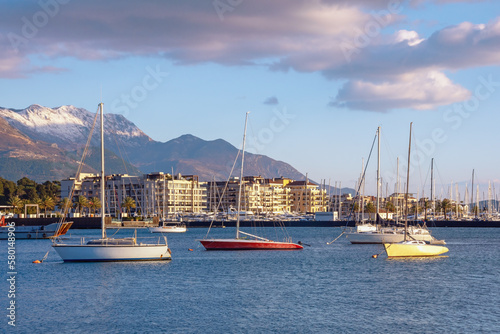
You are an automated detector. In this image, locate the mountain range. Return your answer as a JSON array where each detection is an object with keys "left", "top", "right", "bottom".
[{"left": 0, "top": 104, "right": 307, "bottom": 183}]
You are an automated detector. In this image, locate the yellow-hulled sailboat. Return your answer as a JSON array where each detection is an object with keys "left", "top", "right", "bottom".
[
  {"left": 383, "top": 123, "right": 449, "bottom": 258},
  {"left": 384, "top": 240, "right": 448, "bottom": 257}
]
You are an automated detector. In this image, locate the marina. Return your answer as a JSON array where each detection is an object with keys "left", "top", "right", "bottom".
[
  {"left": 10, "top": 226, "right": 500, "bottom": 333},
  {"left": 0, "top": 1, "right": 499, "bottom": 332}
]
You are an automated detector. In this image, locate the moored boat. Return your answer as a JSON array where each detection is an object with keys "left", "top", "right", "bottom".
[
  {"left": 384, "top": 240, "right": 449, "bottom": 257},
  {"left": 199, "top": 112, "right": 302, "bottom": 251},
  {"left": 200, "top": 238, "right": 304, "bottom": 250},
  {"left": 0, "top": 217, "right": 72, "bottom": 239},
  {"left": 346, "top": 224, "right": 437, "bottom": 244},
  {"left": 149, "top": 220, "right": 187, "bottom": 233},
  {"left": 383, "top": 123, "right": 449, "bottom": 258},
  {"left": 52, "top": 103, "right": 171, "bottom": 262}
]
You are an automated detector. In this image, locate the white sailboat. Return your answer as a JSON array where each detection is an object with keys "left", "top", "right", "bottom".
[
  {"left": 149, "top": 172, "right": 187, "bottom": 233},
  {"left": 384, "top": 123, "right": 448, "bottom": 258},
  {"left": 199, "top": 112, "right": 303, "bottom": 250},
  {"left": 346, "top": 127, "right": 437, "bottom": 244},
  {"left": 52, "top": 103, "right": 172, "bottom": 262}
]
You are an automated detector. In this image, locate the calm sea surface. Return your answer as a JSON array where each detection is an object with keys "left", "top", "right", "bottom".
[{"left": 2, "top": 226, "right": 499, "bottom": 333}]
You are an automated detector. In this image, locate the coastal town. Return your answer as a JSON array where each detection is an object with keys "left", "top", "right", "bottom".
[{"left": 1, "top": 172, "right": 497, "bottom": 222}]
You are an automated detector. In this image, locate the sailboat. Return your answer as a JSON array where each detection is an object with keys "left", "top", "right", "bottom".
[
  {"left": 149, "top": 171, "right": 187, "bottom": 233},
  {"left": 52, "top": 103, "right": 172, "bottom": 262},
  {"left": 199, "top": 112, "right": 303, "bottom": 250},
  {"left": 346, "top": 127, "right": 437, "bottom": 244},
  {"left": 149, "top": 220, "right": 187, "bottom": 233},
  {"left": 383, "top": 123, "right": 448, "bottom": 258}
]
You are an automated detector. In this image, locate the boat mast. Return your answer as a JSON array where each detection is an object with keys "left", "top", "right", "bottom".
[
  {"left": 376, "top": 126, "right": 380, "bottom": 218},
  {"left": 163, "top": 174, "right": 166, "bottom": 220},
  {"left": 338, "top": 181, "right": 342, "bottom": 219},
  {"left": 360, "top": 159, "right": 364, "bottom": 221},
  {"left": 99, "top": 102, "right": 106, "bottom": 239},
  {"left": 236, "top": 112, "right": 250, "bottom": 239},
  {"left": 431, "top": 158, "right": 434, "bottom": 218},
  {"left": 396, "top": 157, "right": 399, "bottom": 224},
  {"left": 472, "top": 169, "right": 475, "bottom": 218},
  {"left": 404, "top": 122, "right": 412, "bottom": 241}
]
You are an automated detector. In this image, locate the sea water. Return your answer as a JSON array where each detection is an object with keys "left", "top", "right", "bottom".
[{"left": 2, "top": 227, "right": 499, "bottom": 333}]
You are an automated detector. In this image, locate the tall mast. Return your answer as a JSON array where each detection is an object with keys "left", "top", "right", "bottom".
[
  {"left": 472, "top": 169, "right": 475, "bottom": 218},
  {"left": 431, "top": 158, "right": 434, "bottom": 218},
  {"left": 99, "top": 102, "right": 106, "bottom": 239},
  {"left": 360, "top": 158, "right": 364, "bottom": 221},
  {"left": 476, "top": 185, "right": 480, "bottom": 218},
  {"left": 396, "top": 157, "right": 399, "bottom": 224},
  {"left": 163, "top": 174, "right": 166, "bottom": 219},
  {"left": 404, "top": 122, "right": 412, "bottom": 241},
  {"left": 376, "top": 126, "right": 380, "bottom": 217},
  {"left": 338, "top": 181, "right": 342, "bottom": 219},
  {"left": 236, "top": 112, "right": 250, "bottom": 239}
]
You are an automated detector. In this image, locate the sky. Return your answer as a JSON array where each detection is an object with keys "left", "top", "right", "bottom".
[{"left": 0, "top": 0, "right": 499, "bottom": 200}]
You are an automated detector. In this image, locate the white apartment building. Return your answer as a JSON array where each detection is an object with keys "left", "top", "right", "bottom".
[{"left": 61, "top": 172, "right": 207, "bottom": 217}]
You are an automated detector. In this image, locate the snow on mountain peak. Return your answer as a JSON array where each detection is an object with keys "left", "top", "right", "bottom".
[{"left": 0, "top": 104, "right": 150, "bottom": 149}]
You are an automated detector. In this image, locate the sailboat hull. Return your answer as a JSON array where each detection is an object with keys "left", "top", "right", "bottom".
[
  {"left": 346, "top": 232, "right": 434, "bottom": 244},
  {"left": 384, "top": 242, "right": 448, "bottom": 257},
  {"left": 53, "top": 244, "right": 171, "bottom": 262},
  {"left": 149, "top": 225, "right": 187, "bottom": 233},
  {"left": 0, "top": 222, "right": 73, "bottom": 240},
  {"left": 199, "top": 239, "right": 303, "bottom": 250}
]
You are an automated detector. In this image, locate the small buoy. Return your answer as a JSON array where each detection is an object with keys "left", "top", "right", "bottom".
[
  {"left": 372, "top": 254, "right": 378, "bottom": 259},
  {"left": 188, "top": 248, "right": 194, "bottom": 251},
  {"left": 32, "top": 260, "right": 41, "bottom": 264}
]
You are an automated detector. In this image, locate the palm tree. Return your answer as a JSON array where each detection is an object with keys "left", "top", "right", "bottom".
[
  {"left": 8, "top": 196, "right": 23, "bottom": 215},
  {"left": 441, "top": 198, "right": 450, "bottom": 220},
  {"left": 76, "top": 196, "right": 89, "bottom": 216},
  {"left": 423, "top": 200, "right": 430, "bottom": 220},
  {"left": 385, "top": 201, "right": 395, "bottom": 213},
  {"left": 31, "top": 197, "right": 43, "bottom": 215},
  {"left": 40, "top": 196, "right": 56, "bottom": 217},
  {"left": 59, "top": 197, "right": 72, "bottom": 215},
  {"left": 352, "top": 202, "right": 359, "bottom": 213},
  {"left": 121, "top": 196, "right": 136, "bottom": 217},
  {"left": 89, "top": 197, "right": 101, "bottom": 215},
  {"left": 365, "top": 202, "right": 376, "bottom": 213}
]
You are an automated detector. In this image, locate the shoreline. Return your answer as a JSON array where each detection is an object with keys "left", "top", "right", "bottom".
[{"left": 5, "top": 217, "right": 500, "bottom": 229}]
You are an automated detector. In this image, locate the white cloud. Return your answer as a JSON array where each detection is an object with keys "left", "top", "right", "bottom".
[
  {"left": 0, "top": 1, "right": 498, "bottom": 111},
  {"left": 393, "top": 30, "right": 424, "bottom": 46},
  {"left": 332, "top": 71, "right": 471, "bottom": 111}
]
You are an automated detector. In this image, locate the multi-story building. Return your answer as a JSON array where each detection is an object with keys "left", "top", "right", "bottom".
[
  {"left": 61, "top": 172, "right": 207, "bottom": 217},
  {"left": 285, "top": 180, "right": 328, "bottom": 213},
  {"left": 205, "top": 176, "right": 327, "bottom": 214}
]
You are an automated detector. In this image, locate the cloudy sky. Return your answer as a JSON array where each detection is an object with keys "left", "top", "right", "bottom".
[{"left": 0, "top": 0, "right": 499, "bottom": 198}]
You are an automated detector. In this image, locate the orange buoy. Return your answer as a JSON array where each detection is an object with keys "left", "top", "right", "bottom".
[
  {"left": 188, "top": 248, "right": 194, "bottom": 251},
  {"left": 372, "top": 254, "right": 378, "bottom": 259},
  {"left": 32, "top": 260, "right": 42, "bottom": 264}
]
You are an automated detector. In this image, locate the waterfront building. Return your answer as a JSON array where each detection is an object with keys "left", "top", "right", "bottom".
[
  {"left": 285, "top": 180, "right": 328, "bottom": 213},
  {"left": 61, "top": 172, "right": 206, "bottom": 217},
  {"left": 205, "top": 176, "right": 328, "bottom": 214}
]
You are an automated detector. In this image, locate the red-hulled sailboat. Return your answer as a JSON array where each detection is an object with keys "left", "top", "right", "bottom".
[{"left": 199, "top": 112, "right": 303, "bottom": 251}]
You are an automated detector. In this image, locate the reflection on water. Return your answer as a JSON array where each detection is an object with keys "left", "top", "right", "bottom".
[{"left": 9, "top": 227, "right": 500, "bottom": 333}]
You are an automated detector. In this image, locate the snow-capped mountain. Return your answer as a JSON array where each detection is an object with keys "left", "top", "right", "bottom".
[
  {"left": 0, "top": 104, "right": 151, "bottom": 150},
  {"left": 0, "top": 104, "right": 306, "bottom": 182}
]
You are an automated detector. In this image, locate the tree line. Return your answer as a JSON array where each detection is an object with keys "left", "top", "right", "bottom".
[
  {"left": 0, "top": 177, "right": 61, "bottom": 215},
  {"left": 0, "top": 176, "right": 137, "bottom": 217}
]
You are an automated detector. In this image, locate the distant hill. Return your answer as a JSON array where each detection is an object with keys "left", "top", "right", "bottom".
[
  {"left": 128, "top": 134, "right": 305, "bottom": 181},
  {"left": 0, "top": 105, "right": 306, "bottom": 182}
]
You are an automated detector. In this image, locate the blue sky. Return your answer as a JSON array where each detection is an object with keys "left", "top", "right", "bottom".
[{"left": 0, "top": 0, "right": 499, "bottom": 200}]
